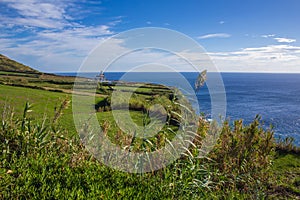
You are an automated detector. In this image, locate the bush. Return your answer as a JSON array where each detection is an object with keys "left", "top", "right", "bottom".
[{"left": 209, "top": 116, "right": 276, "bottom": 193}]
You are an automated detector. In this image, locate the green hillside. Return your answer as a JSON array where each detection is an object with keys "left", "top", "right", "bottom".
[{"left": 0, "top": 54, "right": 39, "bottom": 73}]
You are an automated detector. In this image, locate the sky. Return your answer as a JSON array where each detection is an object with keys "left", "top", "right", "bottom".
[{"left": 0, "top": 0, "right": 300, "bottom": 72}]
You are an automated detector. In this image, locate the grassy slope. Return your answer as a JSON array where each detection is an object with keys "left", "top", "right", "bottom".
[
  {"left": 0, "top": 54, "right": 39, "bottom": 73},
  {"left": 0, "top": 54, "right": 86, "bottom": 93}
]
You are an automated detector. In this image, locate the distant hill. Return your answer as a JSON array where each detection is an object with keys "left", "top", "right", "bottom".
[{"left": 0, "top": 54, "right": 39, "bottom": 73}]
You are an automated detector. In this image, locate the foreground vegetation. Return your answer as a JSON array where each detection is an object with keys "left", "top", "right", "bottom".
[
  {"left": 0, "top": 83, "right": 299, "bottom": 199},
  {"left": 0, "top": 54, "right": 299, "bottom": 199}
]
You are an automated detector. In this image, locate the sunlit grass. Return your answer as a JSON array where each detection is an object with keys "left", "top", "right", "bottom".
[{"left": 1, "top": 83, "right": 300, "bottom": 199}]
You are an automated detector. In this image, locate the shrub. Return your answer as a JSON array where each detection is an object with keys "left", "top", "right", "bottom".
[{"left": 209, "top": 116, "right": 276, "bottom": 193}]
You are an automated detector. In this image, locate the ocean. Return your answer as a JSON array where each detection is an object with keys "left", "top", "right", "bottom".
[{"left": 58, "top": 72, "right": 300, "bottom": 145}]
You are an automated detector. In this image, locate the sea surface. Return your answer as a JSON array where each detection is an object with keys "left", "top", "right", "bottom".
[{"left": 57, "top": 72, "right": 300, "bottom": 145}]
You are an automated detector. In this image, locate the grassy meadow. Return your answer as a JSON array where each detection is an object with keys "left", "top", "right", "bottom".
[{"left": 1, "top": 71, "right": 300, "bottom": 199}]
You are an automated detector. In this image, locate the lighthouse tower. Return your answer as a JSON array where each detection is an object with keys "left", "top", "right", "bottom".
[{"left": 96, "top": 71, "right": 106, "bottom": 82}]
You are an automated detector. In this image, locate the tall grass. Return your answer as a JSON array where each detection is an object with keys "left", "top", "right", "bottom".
[{"left": 0, "top": 100, "right": 283, "bottom": 199}]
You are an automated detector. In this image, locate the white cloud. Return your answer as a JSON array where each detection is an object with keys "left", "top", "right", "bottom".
[
  {"left": 0, "top": 0, "right": 72, "bottom": 29},
  {"left": 274, "top": 37, "right": 296, "bottom": 43},
  {"left": 208, "top": 45, "right": 300, "bottom": 72},
  {"left": 261, "top": 34, "right": 275, "bottom": 38},
  {"left": 2, "top": 16, "right": 66, "bottom": 29},
  {"left": 219, "top": 21, "right": 225, "bottom": 24},
  {"left": 1, "top": 1, "right": 299, "bottom": 73},
  {"left": 198, "top": 33, "right": 231, "bottom": 39},
  {"left": 105, "top": 44, "right": 300, "bottom": 73},
  {"left": 0, "top": 25, "right": 114, "bottom": 71},
  {"left": 0, "top": 0, "right": 119, "bottom": 72},
  {"left": 260, "top": 35, "right": 296, "bottom": 43},
  {"left": 9, "top": 2, "right": 65, "bottom": 19}
]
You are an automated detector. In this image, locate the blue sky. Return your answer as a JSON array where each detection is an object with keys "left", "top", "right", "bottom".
[{"left": 0, "top": 0, "right": 300, "bottom": 72}]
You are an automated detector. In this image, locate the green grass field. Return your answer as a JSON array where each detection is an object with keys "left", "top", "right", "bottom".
[
  {"left": 1, "top": 83, "right": 300, "bottom": 199},
  {"left": 0, "top": 84, "right": 168, "bottom": 139},
  {"left": 0, "top": 84, "right": 76, "bottom": 135}
]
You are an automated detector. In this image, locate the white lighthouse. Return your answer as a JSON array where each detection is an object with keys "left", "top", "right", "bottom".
[{"left": 96, "top": 71, "right": 106, "bottom": 82}]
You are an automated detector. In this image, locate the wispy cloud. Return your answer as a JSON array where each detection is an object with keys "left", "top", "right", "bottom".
[
  {"left": 261, "top": 34, "right": 275, "bottom": 38},
  {"left": 106, "top": 44, "right": 300, "bottom": 72},
  {"left": 198, "top": 33, "right": 231, "bottom": 39},
  {"left": 261, "top": 34, "right": 296, "bottom": 43},
  {"left": 0, "top": 0, "right": 73, "bottom": 29},
  {"left": 274, "top": 37, "right": 296, "bottom": 43},
  {"left": 208, "top": 44, "right": 300, "bottom": 72},
  {"left": 1, "top": 1, "right": 299, "bottom": 73},
  {"left": 0, "top": 0, "right": 120, "bottom": 71}
]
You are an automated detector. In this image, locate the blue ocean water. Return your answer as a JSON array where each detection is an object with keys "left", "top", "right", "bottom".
[{"left": 58, "top": 72, "right": 300, "bottom": 145}]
